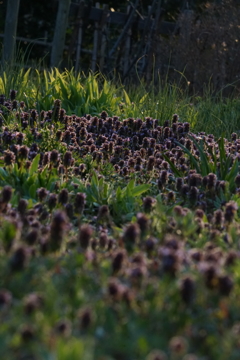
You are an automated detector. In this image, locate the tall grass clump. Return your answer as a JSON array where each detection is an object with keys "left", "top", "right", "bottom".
[{"left": 192, "top": 86, "right": 240, "bottom": 137}]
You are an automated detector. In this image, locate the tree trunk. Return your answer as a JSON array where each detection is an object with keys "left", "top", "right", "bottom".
[
  {"left": 2, "top": 0, "right": 20, "bottom": 63},
  {"left": 50, "top": 0, "right": 71, "bottom": 67}
]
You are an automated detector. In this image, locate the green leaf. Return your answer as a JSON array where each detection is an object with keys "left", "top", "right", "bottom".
[
  {"left": 131, "top": 184, "right": 151, "bottom": 197},
  {"left": 29, "top": 154, "right": 40, "bottom": 176},
  {"left": 139, "top": 93, "right": 148, "bottom": 104},
  {"left": 58, "top": 76, "right": 69, "bottom": 100},
  {"left": 23, "top": 68, "right": 31, "bottom": 88},
  {"left": 127, "top": 179, "right": 135, "bottom": 191},
  {"left": 126, "top": 179, "right": 135, "bottom": 197},
  {"left": 226, "top": 158, "right": 239, "bottom": 182},
  {"left": 0, "top": 167, "right": 8, "bottom": 180},
  {"left": 91, "top": 171, "right": 99, "bottom": 187},
  {"left": 162, "top": 153, "right": 183, "bottom": 177},
  {"left": 226, "top": 158, "right": 239, "bottom": 191},
  {"left": 29, "top": 183, "right": 38, "bottom": 199},
  {"left": 123, "top": 89, "right": 131, "bottom": 106},
  {"left": 56, "top": 337, "right": 94, "bottom": 360},
  {"left": 116, "top": 186, "right": 122, "bottom": 202},
  {"left": 188, "top": 135, "right": 210, "bottom": 176},
  {"left": 0, "top": 221, "right": 17, "bottom": 252},
  {"left": 218, "top": 135, "right": 227, "bottom": 162},
  {"left": 176, "top": 140, "right": 200, "bottom": 173}
]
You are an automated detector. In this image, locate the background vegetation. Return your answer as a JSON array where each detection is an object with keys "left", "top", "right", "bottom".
[
  {"left": 1, "top": 67, "right": 240, "bottom": 139},
  {"left": 2, "top": 0, "right": 240, "bottom": 94}
]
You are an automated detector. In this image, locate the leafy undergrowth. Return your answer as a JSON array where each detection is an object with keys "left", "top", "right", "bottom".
[
  {"left": 1, "top": 67, "right": 240, "bottom": 138},
  {"left": 1, "top": 94, "right": 240, "bottom": 359}
]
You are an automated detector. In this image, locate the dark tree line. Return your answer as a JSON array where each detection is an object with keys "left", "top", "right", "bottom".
[
  {"left": 0, "top": 0, "right": 224, "bottom": 43},
  {"left": 1, "top": 0, "right": 240, "bottom": 93}
]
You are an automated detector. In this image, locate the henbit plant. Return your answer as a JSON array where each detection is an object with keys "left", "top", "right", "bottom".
[
  {"left": 3, "top": 94, "right": 240, "bottom": 219},
  {"left": 72, "top": 172, "right": 150, "bottom": 226},
  {"left": 110, "top": 179, "right": 151, "bottom": 225},
  {"left": 2, "top": 63, "right": 240, "bottom": 138},
  {"left": 176, "top": 135, "right": 239, "bottom": 189},
  {"left": 0, "top": 154, "right": 59, "bottom": 203},
  {"left": 3, "top": 63, "right": 240, "bottom": 359},
  {"left": 0, "top": 103, "right": 240, "bottom": 359}
]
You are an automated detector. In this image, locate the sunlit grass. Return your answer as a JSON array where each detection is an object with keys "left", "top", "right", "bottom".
[{"left": 1, "top": 61, "right": 240, "bottom": 138}]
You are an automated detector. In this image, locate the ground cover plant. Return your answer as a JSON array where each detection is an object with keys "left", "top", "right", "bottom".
[
  {"left": 1, "top": 66, "right": 240, "bottom": 138},
  {"left": 1, "top": 79, "right": 240, "bottom": 359}
]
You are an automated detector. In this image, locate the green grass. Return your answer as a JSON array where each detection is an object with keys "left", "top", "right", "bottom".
[{"left": 1, "top": 63, "right": 240, "bottom": 138}]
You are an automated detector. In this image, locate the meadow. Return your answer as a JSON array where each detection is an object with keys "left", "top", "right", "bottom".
[{"left": 1, "top": 65, "right": 240, "bottom": 360}]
